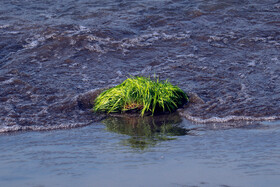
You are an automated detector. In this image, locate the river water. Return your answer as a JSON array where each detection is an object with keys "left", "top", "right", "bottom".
[{"left": 0, "top": 0, "right": 280, "bottom": 186}]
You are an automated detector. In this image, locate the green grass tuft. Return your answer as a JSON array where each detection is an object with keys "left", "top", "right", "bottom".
[{"left": 93, "top": 76, "right": 188, "bottom": 116}]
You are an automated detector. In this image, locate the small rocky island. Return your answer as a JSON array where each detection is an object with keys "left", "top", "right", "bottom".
[{"left": 93, "top": 76, "right": 189, "bottom": 116}]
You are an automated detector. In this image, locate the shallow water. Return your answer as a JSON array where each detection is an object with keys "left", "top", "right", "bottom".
[
  {"left": 0, "top": 119, "right": 280, "bottom": 187},
  {"left": 1, "top": 0, "right": 280, "bottom": 186}
]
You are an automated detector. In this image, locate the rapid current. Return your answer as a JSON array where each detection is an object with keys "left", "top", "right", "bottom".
[
  {"left": 1, "top": 1, "right": 280, "bottom": 186},
  {"left": 0, "top": 0, "right": 280, "bottom": 132}
]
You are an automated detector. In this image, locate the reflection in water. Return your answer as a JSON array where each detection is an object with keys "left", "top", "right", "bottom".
[{"left": 102, "top": 113, "right": 189, "bottom": 150}]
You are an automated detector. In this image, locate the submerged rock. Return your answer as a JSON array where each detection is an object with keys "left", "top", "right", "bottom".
[{"left": 77, "top": 87, "right": 109, "bottom": 110}]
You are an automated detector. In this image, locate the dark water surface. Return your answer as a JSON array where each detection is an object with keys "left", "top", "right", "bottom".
[
  {"left": 1, "top": 0, "right": 280, "bottom": 186},
  {"left": 1, "top": 0, "right": 280, "bottom": 131}
]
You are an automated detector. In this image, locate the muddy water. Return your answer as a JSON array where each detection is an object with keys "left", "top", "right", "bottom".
[{"left": 1, "top": 0, "right": 280, "bottom": 186}]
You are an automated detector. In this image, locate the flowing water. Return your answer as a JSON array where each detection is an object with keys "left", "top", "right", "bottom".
[{"left": 0, "top": 0, "right": 280, "bottom": 186}]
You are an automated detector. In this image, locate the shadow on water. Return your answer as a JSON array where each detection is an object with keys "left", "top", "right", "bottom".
[{"left": 102, "top": 112, "right": 190, "bottom": 150}]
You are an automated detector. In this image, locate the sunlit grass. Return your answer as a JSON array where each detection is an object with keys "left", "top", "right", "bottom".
[{"left": 93, "top": 76, "right": 188, "bottom": 116}]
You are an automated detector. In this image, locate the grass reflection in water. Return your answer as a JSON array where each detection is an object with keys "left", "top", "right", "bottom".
[{"left": 102, "top": 113, "right": 190, "bottom": 150}]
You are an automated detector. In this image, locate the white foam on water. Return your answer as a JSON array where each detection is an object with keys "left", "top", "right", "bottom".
[
  {"left": 251, "top": 37, "right": 267, "bottom": 42},
  {"left": 1, "top": 78, "right": 15, "bottom": 85},
  {"left": 85, "top": 30, "right": 191, "bottom": 53},
  {"left": 248, "top": 60, "right": 256, "bottom": 67},
  {"left": 182, "top": 113, "right": 280, "bottom": 123},
  {"left": 18, "top": 25, "right": 191, "bottom": 55},
  {"left": 23, "top": 40, "right": 39, "bottom": 49},
  {"left": 0, "top": 24, "right": 10, "bottom": 29},
  {"left": 0, "top": 123, "right": 91, "bottom": 133},
  {"left": 0, "top": 88, "right": 105, "bottom": 134}
]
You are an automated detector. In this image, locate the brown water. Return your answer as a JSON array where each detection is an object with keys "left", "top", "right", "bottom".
[{"left": 1, "top": 0, "right": 280, "bottom": 186}]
